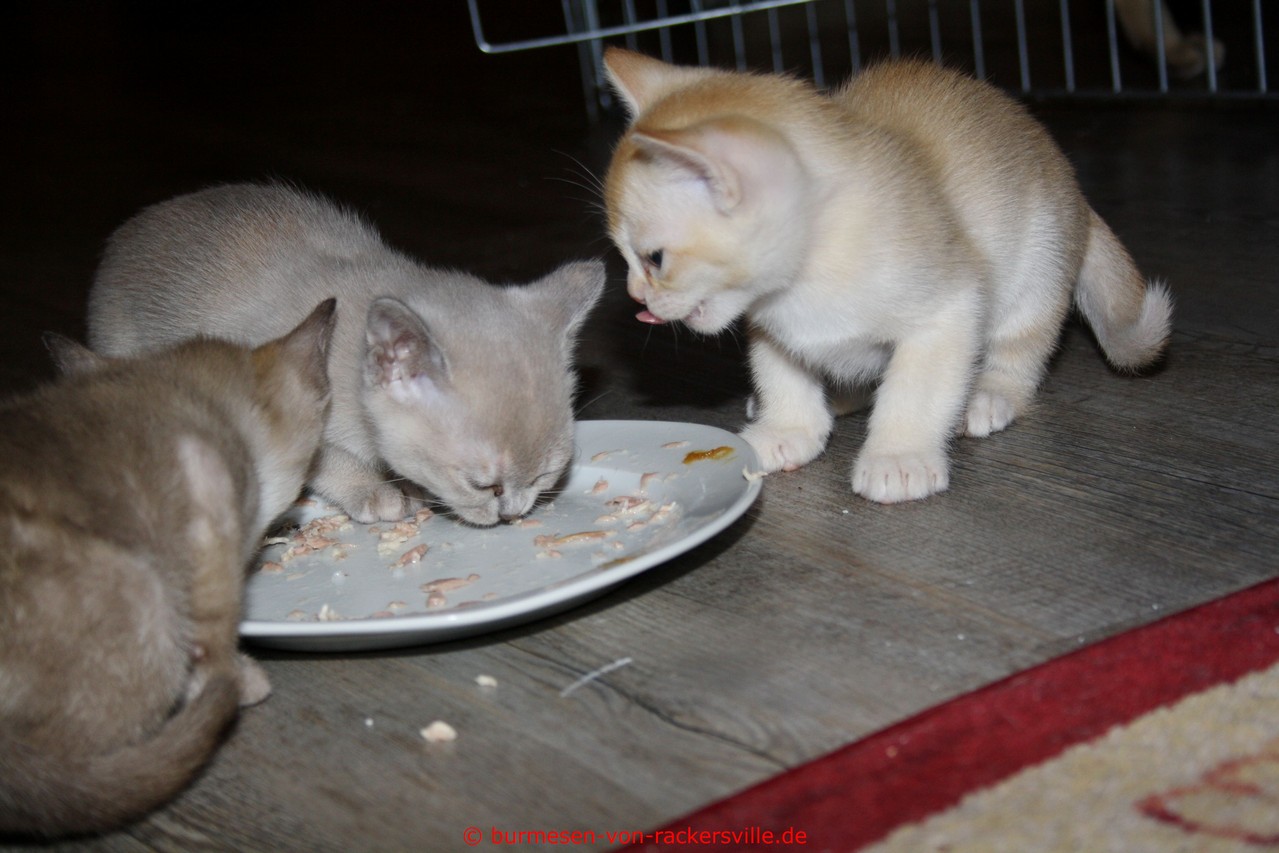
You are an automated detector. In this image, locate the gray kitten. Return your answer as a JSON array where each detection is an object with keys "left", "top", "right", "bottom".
[
  {"left": 89, "top": 183, "right": 605, "bottom": 525},
  {"left": 0, "top": 301, "right": 335, "bottom": 836}
]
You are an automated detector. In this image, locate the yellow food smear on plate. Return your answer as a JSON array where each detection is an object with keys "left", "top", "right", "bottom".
[{"left": 683, "top": 446, "right": 734, "bottom": 464}]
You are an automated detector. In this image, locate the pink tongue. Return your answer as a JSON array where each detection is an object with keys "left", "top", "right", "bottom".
[{"left": 636, "top": 310, "right": 667, "bottom": 325}]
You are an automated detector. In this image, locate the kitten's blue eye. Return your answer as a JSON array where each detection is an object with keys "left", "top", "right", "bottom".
[{"left": 643, "top": 249, "right": 664, "bottom": 271}]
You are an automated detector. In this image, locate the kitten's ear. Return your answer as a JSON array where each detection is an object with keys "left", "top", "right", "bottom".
[
  {"left": 276, "top": 298, "right": 337, "bottom": 390},
  {"left": 603, "top": 47, "right": 707, "bottom": 118},
  {"left": 43, "top": 332, "right": 108, "bottom": 376},
  {"left": 632, "top": 116, "right": 798, "bottom": 214},
  {"left": 524, "top": 260, "right": 607, "bottom": 342},
  {"left": 364, "top": 298, "right": 450, "bottom": 405}
]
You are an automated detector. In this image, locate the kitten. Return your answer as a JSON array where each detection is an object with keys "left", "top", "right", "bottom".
[
  {"left": 0, "top": 300, "right": 335, "bottom": 836},
  {"left": 602, "top": 49, "right": 1172, "bottom": 503},
  {"left": 88, "top": 183, "right": 604, "bottom": 525},
  {"left": 1115, "top": 0, "right": 1225, "bottom": 80}
]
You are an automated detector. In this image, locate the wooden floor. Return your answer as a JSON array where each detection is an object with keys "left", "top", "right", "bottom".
[{"left": 3, "top": 4, "right": 1277, "bottom": 850}]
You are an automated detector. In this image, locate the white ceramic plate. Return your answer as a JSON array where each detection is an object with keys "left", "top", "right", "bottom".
[{"left": 240, "top": 420, "right": 762, "bottom": 652}]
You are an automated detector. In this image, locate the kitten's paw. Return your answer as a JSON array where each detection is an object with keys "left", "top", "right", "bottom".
[
  {"left": 964, "top": 390, "right": 1016, "bottom": 438},
  {"left": 236, "top": 653, "right": 272, "bottom": 707},
  {"left": 853, "top": 451, "right": 949, "bottom": 503},
  {"left": 348, "top": 485, "right": 411, "bottom": 523},
  {"left": 741, "top": 423, "right": 827, "bottom": 473}
]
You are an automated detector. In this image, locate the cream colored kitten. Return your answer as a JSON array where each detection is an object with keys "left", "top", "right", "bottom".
[
  {"left": 0, "top": 301, "right": 334, "bottom": 836},
  {"left": 603, "top": 49, "right": 1172, "bottom": 503},
  {"left": 89, "top": 183, "right": 604, "bottom": 525}
]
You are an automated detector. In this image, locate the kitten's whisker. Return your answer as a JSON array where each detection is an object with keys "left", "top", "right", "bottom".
[
  {"left": 546, "top": 173, "right": 604, "bottom": 198},
  {"left": 575, "top": 388, "right": 614, "bottom": 414},
  {"left": 366, "top": 475, "right": 452, "bottom": 514},
  {"left": 553, "top": 150, "right": 606, "bottom": 194},
  {"left": 547, "top": 182, "right": 609, "bottom": 214},
  {"left": 550, "top": 152, "right": 618, "bottom": 226},
  {"left": 722, "top": 323, "right": 745, "bottom": 351}
]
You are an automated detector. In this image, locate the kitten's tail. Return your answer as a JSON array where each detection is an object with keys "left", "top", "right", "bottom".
[
  {"left": 0, "top": 673, "right": 239, "bottom": 838},
  {"left": 1074, "top": 209, "right": 1173, "bottom": 371}
]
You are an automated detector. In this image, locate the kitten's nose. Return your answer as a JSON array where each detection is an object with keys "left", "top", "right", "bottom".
[
  {"left": 498, "top": 501, "right": 525, "bottom": 523},
  {"left": 497, "top": 490, "right": 535, "bottom": 524}
]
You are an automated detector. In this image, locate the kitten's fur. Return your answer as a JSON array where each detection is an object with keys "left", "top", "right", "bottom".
[
  {"left": 1115, "top": 0, "right": 1225, "bottom": 80},
  {"left": 0, "top": 301, "right": 335, "bottom": 836},
  {"left": 89, "top": 183, "right": 604, "bottom": 525},
  {"left": 603, "top": 49, "right": 1172, "bottom": 503}
]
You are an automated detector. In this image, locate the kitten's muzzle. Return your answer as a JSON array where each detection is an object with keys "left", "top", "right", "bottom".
[{"left": 628, "top": 281, "right": 668, "bottom": 324}]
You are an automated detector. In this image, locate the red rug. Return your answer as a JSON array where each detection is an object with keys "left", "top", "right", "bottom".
[{"left": 620, "top": 576, "right": 1279, "bottom": 851}]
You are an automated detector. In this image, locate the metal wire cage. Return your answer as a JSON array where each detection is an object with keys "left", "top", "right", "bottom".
[{"left": 468, "top": 0, "right": 1274, "bottom": 118}]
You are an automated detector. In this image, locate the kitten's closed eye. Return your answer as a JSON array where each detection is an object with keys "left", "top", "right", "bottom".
[
  {"left": 469, "top": 470, "right": 560, "bottom": 497},
  {"left": 467, "top": 479, "right": 503, "bottom": 496},
  {"left": 532, "top": 471, "right": 561, "bottom": 488}
]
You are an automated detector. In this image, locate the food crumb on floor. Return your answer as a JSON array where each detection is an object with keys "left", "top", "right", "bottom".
[{"left": 420, "top": 720, "right": 458, "bottom": 743}]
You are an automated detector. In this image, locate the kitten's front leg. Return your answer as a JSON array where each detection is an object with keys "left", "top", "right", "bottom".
[
  {"left": 312, "top": 443, "right": 410, "bottom": 523},
  {"left": 853, "top": 296, "right": 981, "bottom": 503},
  {"left": 740, "top": 332, "right": 832, "bottom": 473}
]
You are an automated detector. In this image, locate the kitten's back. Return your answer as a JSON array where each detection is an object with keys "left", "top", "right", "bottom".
[
  {"left": 838, "top": 62, "right": 1088, "bottom": 246},
  {"left": 89, "top": 184, "right": 376, "bottom": 353}
]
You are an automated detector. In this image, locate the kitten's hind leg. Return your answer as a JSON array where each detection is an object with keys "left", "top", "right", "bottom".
[
  {"left": 176, "top": 435, "right": 270, "bottom": 706},
  {"left": 311, "top": 443, "right": 410, "bottom": 523},
  {"left": 740, "top": 332, "right": 832, "bottom": 473},
  {"left": 854, "top": 292, "right": 982, "bottom": 503},
  {"left": 965, "top": 277, "right": 1071, "bottom": 438}
]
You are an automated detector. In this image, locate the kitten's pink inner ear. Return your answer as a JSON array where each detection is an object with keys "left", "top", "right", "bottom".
[{"left": 637, "top": 310, "right": 666, "bottom": 325}]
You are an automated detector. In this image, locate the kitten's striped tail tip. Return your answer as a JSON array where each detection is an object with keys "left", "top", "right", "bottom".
[{"left": 1102, "top": 279, "right": 1174, "bottom": 373}]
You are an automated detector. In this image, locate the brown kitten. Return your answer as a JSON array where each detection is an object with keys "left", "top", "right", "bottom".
[{"left": 0, "top": 300, "right": 336, "bottom": 837}]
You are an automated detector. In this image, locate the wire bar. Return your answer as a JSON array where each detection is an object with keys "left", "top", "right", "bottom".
[{"left": 470, "top": 0, "right": 1277, "bottom": 117}]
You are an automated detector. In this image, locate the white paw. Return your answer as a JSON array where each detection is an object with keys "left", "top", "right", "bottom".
[
  {"left": 740, "top": 423, "right": 827, "bottom": 473},
  {"left": 349, "top": 485, "right": 410, "bottom": 523},
  {"left": 852, "top": 451, "right": 949, "bottom": 503},
  {"left": 236, "top": 653, "right": 272, "bottom": 707},
  {"left": 964, "top": 390, "right": 1016, "bottom": 438}
]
